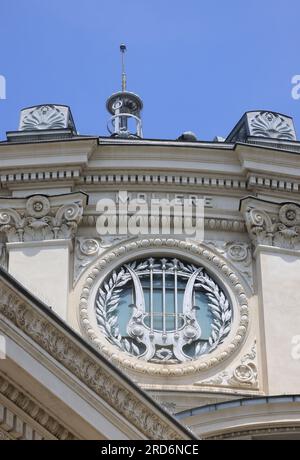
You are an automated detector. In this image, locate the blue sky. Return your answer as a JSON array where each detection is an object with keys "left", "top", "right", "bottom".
[{"left": 0, "top": 0, "right": 300, "bottom": 141}]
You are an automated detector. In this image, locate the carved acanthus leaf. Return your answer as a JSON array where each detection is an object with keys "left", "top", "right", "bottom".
[
  {"left": 242, "top": 199, "right": 300, "bottom": 250},
  {"left": 0, "top": 194, "right": 86, "bottom": 242}
]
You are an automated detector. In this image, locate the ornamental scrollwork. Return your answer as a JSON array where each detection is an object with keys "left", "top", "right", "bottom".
[
  {"left": 79, "top": 238, "right": 250, "bottom": 376},
  {"left": 250, "top": 112, "right": 295, "bottom": 140},
  {"left": 0, "top": 194, "right": 85, "bottom": 242},
  {"left": 20, "top": 105, "right": 66, "bottom": 131},
  {"left": 0, "top": 282, "right": 189, "bottom": 440},
  {"left": 242, "top": 198, "right": 300, "bottom": 250},
  {"left": 205, "top": 241, "right": 253, "bottom": 288},
  {"left": 197, "top": 341, "right": 258, "bottom": 390},
  {"left": 74, "top": 235, "right": 136, "bottom": 284},
  {"left": 95, "top": 258, "right": 232, "bottom": 363}
]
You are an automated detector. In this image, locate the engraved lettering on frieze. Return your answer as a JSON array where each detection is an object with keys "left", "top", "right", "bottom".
[{"left": 116, "top": 192, "right": 214, "bottom": 209}]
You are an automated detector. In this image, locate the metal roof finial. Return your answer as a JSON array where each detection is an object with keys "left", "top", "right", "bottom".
[
  {"left": 120, "top": 44, "right": 127, "bottom": 92},
  {"left": 106, "top": 44, "right": 143, "bottom": 138}
]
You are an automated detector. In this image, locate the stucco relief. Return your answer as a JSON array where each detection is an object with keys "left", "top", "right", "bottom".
[
  {"left": 0, "top": 427, "right": 11, "bottom": 440},
  {"left": 74, "top": 235, "right": 136, "bottom": 284},
  {"left": 250, "top": 112, "right": 295, "bottom": 140},
  {"left": 241, "top": 198, "right": 300, "bottom": 250},
  {"left": 0, "top": 282, "right": 189, "bottom": 440},
  {"left": 0, "top": 193, "right": 86, "bottom": 243},
  {"left": 0, "top": 374, "right": 75, "bottom": 440},
  {"left": 205, "top": 241, "right": 253, "bottom": 288},
  {"left": 196, "top": 342, "right": 258, "bottom": 390},
  {"left": 79, "top": 238, "right": 250, "bottom": 377}
]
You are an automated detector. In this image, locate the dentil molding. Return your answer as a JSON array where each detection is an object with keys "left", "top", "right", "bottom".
[{"left": 0, "top": 373, "right": 76, "bottom": 440}]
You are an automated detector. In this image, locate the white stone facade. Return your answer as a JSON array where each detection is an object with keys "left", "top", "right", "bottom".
[{"left": 0, "top": 106, "right": 300, "bottom": 439}]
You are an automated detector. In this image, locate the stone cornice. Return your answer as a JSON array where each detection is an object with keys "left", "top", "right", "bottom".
[
  {"left": 206, "top": 425, "right": 300, "bottom": 440},
  {"left": 0, "top": 269, "right": 195, "bottom": 440},
  {"left": 1, "top": 169, "right": 299, "bottom": 199},
  {"left": 0, "top": 373, "right": 76, "bottom": 440}
]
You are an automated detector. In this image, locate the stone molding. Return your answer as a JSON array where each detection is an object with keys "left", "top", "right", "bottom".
[
  {"left": 0, "top": 400, "right": 44, "bottom": 440},
  {"left": 0, "top": 243, "right": 7, "bottom": 271},
  {"left": 0, "top": 426, "right": 11, "bottom": 440},
  {"left": 81, "top": 214, "right": 246, "bottom": 233},
  {"left": 0, "top": 373, "right": 76, "bottom": 440},
  {"left": 207, "top": 425, "right": 300, "bottom": 440},
  {"left": 0, "top": 193, "right": 87, "bottom": 243},
  {"left": 0, "top": 276, "right": 192, "bottom": 440},
  {"left": 241, "top": 197, "right": 300, "bottom": 250},
  {"left": 1, "top": 169, "right": 299, "bottom": 197},
  {"left": 79, "top": 238, "right": 250, "bottom": 377}
]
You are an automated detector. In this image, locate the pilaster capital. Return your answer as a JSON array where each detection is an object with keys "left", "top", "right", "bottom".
[
  {"left": 240, "top": 197, "right": 300, "bottom": 250},
  {"left": 0, "top": 192, "right": 87, "bottom": 243}
]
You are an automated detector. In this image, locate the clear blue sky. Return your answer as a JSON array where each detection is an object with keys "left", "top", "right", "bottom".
[{"left": 0, "top": 0, "right": 300, "bottom": 141}]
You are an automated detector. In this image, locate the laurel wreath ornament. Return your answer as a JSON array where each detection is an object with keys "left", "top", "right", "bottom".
[
  {"left": 95, "top": 259, "right": 232, "bottom": 361},
  {"left": 95, "top": 261, "right": 148, "bottom": 356},
  {"left": 178, "top": 262, "right": 232, "bottom": 357}
]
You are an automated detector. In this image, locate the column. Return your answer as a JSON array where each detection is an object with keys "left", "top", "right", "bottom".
[
  {"left": 241, "top": 197, "right": 300, "bottom": 394},
  {"left": 0, "top": 193, "right": 87, "bottom": 321}
]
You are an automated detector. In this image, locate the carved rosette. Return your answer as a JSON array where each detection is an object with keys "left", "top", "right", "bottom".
[
  {"left": 197, "top": 342, "right": 259, "bottom": 390},
  {"left": 0, "top": 194, "right": 87, "bottom": 243},
  {"left": 73, "top": 235, "right": 135, "bottom": 284},
  {"left": 74, "top": 238, "right": 102, "bottom": 283},
  {"left": 206, "top": 241, "right": 253, "bottom": 288},
  {"left": 241, "top": 198, "right": 300, "bottom": 250}
]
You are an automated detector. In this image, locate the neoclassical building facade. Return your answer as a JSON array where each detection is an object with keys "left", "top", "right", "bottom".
[{"left": 0, "top": 95, "right": 300, "bottom": 439}]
